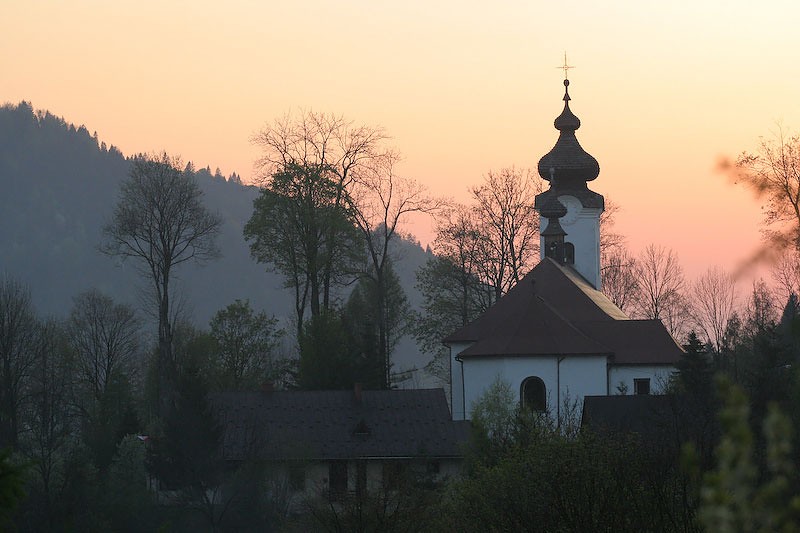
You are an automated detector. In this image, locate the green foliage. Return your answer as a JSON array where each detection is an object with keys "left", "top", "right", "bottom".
[
  {"left": 244, "top": 163, "right": 361, "bottom": 335},
  {"left": 413, "top": 255, "right": 489, "bottom": 385},
  {"left": 717, "top": 283, "right": 795, "bottom": 418},
  {"left": 298, "top": 310, "right": 364, "bottom": 390},
  {"left": 147, "top": 365, "right": 294, "bottom": 531},
  {"left": 439, "top": 425, "right": 694, "bottom": 532},
  {"left": 673, "top": 331, "right": 715, "bottom": 396},
  {"left": 468, "top": 376, "right": 519, "bottom": 463},
  {"left": 209, "top": 299, "right": 288, "bottom": 391},
  {"left": 102, "top": 151, "right": 222, "bottom": 417},
  {"left": 83, "top": 372, "right": 141, "bottom": 473},
  {"left": 342, "top": 287, "right": 384, "bottom": 390},
  {"left": 438, "top": 379, "right": 701, "bottom": 531},
  {"left": 0, "top": 448, "right": 25, "bottom": 527},
  {"left": 17, "top": 442, "right": 100, "bottom": 532},
  {"left": 101, "top": 435, "right": 157, "bottom": 532},
  {"left": 699, "top": 378, "right": 800, "bottom": 532},
  {"left": 345, "top": 261, "right": 411, "bottom": 389},
  {"left": 739, "top": 322, "right": 793, "bottom": 418},
  {"left": 147, "top": 367, "right": 223, "bottom": 493},
  {"left": 296, "top": 265, "right": 411, "bottom": 391},
  {"left": 779, "top": 292, "right": 800, "bottom": 347}
]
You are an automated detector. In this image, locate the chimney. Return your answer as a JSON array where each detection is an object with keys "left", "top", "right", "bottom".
[
  {"left": 261, "top": 381, "right": 274, "bottom": 393},
  {"left": 354, "top": 382, "right": 362, "bottom": 404}
]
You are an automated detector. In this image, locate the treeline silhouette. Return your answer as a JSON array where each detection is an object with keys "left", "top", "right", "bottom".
[{"left": 0, "top": 101, "right": 430, "bottom": 327}]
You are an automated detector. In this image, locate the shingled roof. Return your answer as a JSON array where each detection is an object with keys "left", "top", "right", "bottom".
[
  {"left": 581, "top": 394, "right": 719, "bottom": 454},
  {"left": 444, "top": 258, "right": 683, "bottom": 365},
  {"left": 211, "top": 388, "right": 470, "bottom": 462}
]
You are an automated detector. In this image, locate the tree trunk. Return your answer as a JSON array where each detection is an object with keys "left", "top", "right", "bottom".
[
  {"left": 376, "top": 274, "right": 390, "bottom": 389},
  {"left": 158, "top": 276, "right": 174, "bottom": 417}
]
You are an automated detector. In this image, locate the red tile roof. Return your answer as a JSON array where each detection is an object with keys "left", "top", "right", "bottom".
[{"left": 444, "top": 258, "right": 683, "bottom": 365}]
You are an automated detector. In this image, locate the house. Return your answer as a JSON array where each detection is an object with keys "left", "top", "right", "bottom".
[
  {"left": 445, "top": 78, "right": 684, "bottom": 421},
  {"left": 211, "top": 386, "right": 469, "bottom": 505}
]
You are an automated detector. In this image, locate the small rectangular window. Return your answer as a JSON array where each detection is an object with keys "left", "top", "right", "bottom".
[{"left": 634, "top": 378, "right": 650, "bottom": 395}]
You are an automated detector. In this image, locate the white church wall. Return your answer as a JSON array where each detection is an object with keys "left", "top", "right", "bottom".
[
  {"left": 557, "top": 356, "right": 609, "bottom": 407},
  {"left": 455, "top": 355, "right": 609, "bottom": 421},
  {"left": 608, "top": 365, "right": 675, "bottom": 395},
  {"left": 448, "top": 342, "right": 472, "bottom": 421},
  {"left": 565, "top": 207, "right": 602, "bottom": 290},
  {"left": 461, "top": 357, "right": 557, "bottom": 421},
  {"left": 539, "top": 202, "right": 602, "bottom": 289}
]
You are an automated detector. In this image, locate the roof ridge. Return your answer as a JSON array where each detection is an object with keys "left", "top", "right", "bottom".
[
  {"left": 546, "top": 259, "right": 628, "bottom": 320},
  {"left": 536, "top": 294, "right": 615, "bottom": 355}
]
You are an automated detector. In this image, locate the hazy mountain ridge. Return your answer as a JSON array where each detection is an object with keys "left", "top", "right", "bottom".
[{"left": 0, "top": 102, "right": 434, "bottom": 382}]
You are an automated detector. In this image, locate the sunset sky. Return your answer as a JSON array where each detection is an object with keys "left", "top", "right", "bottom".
[{"left": 5, "top": 1, "right": 800, "bottom": 288}]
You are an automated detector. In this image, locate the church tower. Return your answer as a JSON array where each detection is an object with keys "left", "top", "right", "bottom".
[{"left": 534, "top": 78, "right": 604, "bottom": 289}]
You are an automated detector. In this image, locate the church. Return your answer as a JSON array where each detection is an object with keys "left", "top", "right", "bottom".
[{"left": 445, "top": 78, "right": 684, "bottom": 421}]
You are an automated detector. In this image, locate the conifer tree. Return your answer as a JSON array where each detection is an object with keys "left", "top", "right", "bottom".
[{"left": 675, "top": 331, "right": 714, "bottom": 396}]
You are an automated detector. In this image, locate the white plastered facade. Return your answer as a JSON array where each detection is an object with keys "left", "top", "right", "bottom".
[
  {"left": 539, "top": 195, "right": 602, "bottom": 291},
  {"left": 449, "top": 342, "right": 609, "bottom": 421}
]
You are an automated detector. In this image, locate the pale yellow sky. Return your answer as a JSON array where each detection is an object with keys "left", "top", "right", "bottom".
[{"left": 4, "top": 0, "right": 800, "bottom": 286}]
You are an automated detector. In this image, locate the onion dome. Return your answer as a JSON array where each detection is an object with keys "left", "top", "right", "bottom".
[{"left": 537, "top": 79, "right": 600, "bottom": 187}]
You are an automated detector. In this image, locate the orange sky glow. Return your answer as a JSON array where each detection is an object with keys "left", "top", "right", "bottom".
[{"left": 5, "top": 0, "right": 800, "bottom": 292}]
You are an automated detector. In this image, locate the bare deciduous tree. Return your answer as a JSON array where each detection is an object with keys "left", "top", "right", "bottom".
[
  {"left": 770, "top": 247, "right": 800, "bottom": 305},
  {"left": 599, "top": 199, "right": 638, "bottom": 313},
  {"left": 24, "top": 319, "right": 78, "bottom": 528},
  {"left": 248, "top": 112, "right": 390, "bottom": 344},
  {"left": 252, "top": 111, "right": 387, "bottom": 188},
  {"left": 742, "top": 279, "right": 778, "bottom": 338},
  {"left": 0, "top": 276, "right": 38, "bottom": 448},
  {"left": 601, "top": 249, "right": 639, "bottom": 314},
  {"left": 250, "top": 111, "right": 439, "bottom": 388},
  {"left": 350, "top": 153, "right": 440, "bottom": 388},
  {"left": 415, "top": 169, "right": 554, "bottom": 384},
  {"left": 431, "top": 204, "right": 496, "bottom": 318},
  {"left": 730, "top": 127, "right": 800, "bottom": 250},
  {"left": 67, "top": 289, "right": 140, "bottom": 400},
  {"left": 692, "top": 266, "right": 738, "bottom": 352},
  {"left": 250, "top": 111, "right": 388, "bottom": 315},
  {"left": 415, "top": 205, "right": 493, "bottom": 387},
  {"left": 470, "top": 167, "right": 542, "bottom": 300},
  {"left": 632, "top": 244, "right": 690, "bottom": 339},
  {"left": 599, "top": 198, "right": 625, "bottom": 258},
  {"left": 101, "top": 152, "right": 222, "bottom": 414}
]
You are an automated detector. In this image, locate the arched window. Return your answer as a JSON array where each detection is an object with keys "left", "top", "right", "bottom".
[
  {"left": 563, "top": 242, "right": 575, "bottom": 265},
  {"left": 521, "top": 376, "right": 546, "bottom": 411}
]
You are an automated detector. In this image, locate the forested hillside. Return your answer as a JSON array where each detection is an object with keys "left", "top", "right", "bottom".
[{"left": 0, "top": 102, "right": 433, "bottom": 379}]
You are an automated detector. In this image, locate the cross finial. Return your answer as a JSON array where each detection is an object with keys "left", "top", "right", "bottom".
[{"left": 557, "top": 52, "right": 574, "bottom": 80}]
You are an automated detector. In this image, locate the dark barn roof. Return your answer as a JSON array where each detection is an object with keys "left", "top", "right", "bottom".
[
  {"left": 444, "top": 258, "right": 683, "bottom": 365},
  {"left": 211, "top": 388, "right": 470, "bottom": 462},
  {"left": 582, "top": 395, "right": 682, "bottom": 436},
  {"left": 581, "top": 394, "right": 720, "bottom": 455}
]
